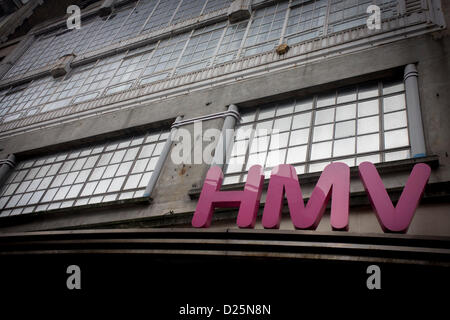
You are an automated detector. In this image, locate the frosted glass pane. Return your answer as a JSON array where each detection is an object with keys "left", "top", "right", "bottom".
[
  {"left": 384, "top": 128, "right": 409, "bottom": 149},
  {"left": 384, "top": 110, "right": 407, "bottom": 130},
  {"left": 336, "top": 104, "right": 356, "bottom": 121},
  {"left": 292, "top": 112, "right": 312, "bottom": 129},
  {"left": 358, "top": 99, "right": 378, "bottom": 117},
  {"left": 311, "top": 141, "right": 332, "bottom": 160},
  {"left": 358, "top": 116, "right": 379, "bottom": 135},
  {"left": 357, "top": 134, "right": 379, "bottom": 153},
  {"left": 383, "top": 94, "right": 405, "bottom": 113},
  {"left": 313, "top": 124, "right": 334, "bottom": 142},
  {"left": 314, "top": 108, "right": 335, "bottom": 125},
  {"left": 335, "top": 120, "right": 355, "bottom": 138},
  {"left": 333, "top": 138, "right": 355, "bottom": 157},
  {"left": 289, "top": 128, "right": 309, "bottom": 146},
  {"left": 286, "top": 145, "right": 307, "bottom": 164}
]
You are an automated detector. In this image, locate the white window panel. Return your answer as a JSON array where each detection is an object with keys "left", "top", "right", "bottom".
[
  {"left": 384, "top": 128, "right": 409, "bottom": 149},
  {"left": 222, "top": 79, "right": 411, "bottom": 185},
  {"left": 0, "top": 129, "right": 169, "bottom": 216}
]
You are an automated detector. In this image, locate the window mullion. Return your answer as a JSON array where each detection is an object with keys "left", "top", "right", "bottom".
[
  {"left": 279, "top": 1, "right": 291, "bottom": 44},
  {"left": 171, "top": 29, "right": 195, "bottom": 77},
  {"left": 139, "top": 0, "right": 162, "bottom": 35}
]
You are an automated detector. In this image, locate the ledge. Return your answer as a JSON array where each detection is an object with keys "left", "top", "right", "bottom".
[
  {"left": 0, "top": 195, "right": 152, "bottom": 227},
  {"left": 0, "top": 227, "right": 449, "bottom": 266}
]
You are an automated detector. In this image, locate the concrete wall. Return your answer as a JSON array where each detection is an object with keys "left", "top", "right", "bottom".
[{"left": 0, "top": 2, "right": 449, "bottom": 234}]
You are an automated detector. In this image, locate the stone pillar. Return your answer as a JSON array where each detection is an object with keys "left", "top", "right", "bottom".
[
  {"left": 0, "top": 154, "right": 16, "bottom": 187},
  {"left": 404, "top": 64, "right": 426, "bottom": 158},
  {"left": 211, "top": 104, "right": 240, "bottom": 168}
]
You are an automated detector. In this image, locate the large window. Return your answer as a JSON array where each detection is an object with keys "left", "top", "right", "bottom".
[
  {"left": 0, "top": 0, "right": 429, "bottom": 126},
  {"left": 0, "top": 129, "right": 169, "bottom": 217},
  {"left": 223, "top": 79, "right": 410, "bottom": 185}
]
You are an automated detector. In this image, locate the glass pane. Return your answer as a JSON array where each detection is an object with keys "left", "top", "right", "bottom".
[
  {"left": 54, "top": 186, "right": 70, "bottom": 201},
  {"left": 226, "top": 156, "right": 245, "bottom": 173},
  {"left": 273, "top": 116, "right": 292, "bottom": 132},
  {"left": 258, "top": 108, "right": 276, "bottom": 120},
  {"left": 336, "top": 104, "right": 356, "bottom": 121},
  {"left": 356, "top": 154, "right": 380, "bottom": 165},
  {"left": 313, "top": 124, "right": 334, "bottom": 142},
  {"left": 314, "top": 108, "right": 335, "bottom": 125},
  {"left": 335, "top": 120, "right": 355, "bottom": 138},
  {"left": 139, "top": 144, "right": 155, "bottom": 158},
  {"left": 81, "top": 182, "right": 98, "bottom": 196},
  {"left": 383, "top": 94, "right": 405, "bottom": 113},
  {"left": 358, "top": 99, "right": 378, "bottom": 117},
  {"left": 94, "top": 179, "right": 112, "bottom": 194},
  {"left": 133, "top": 159, "right": 149, "bottom": 173},
  {"left": 294, "top": 165, "right": 305, "bottom": 175},
  {"left": 240, "top": 113, "right": 256, "bottom": 123},
  {"left": 358, "top": 83, "right": 378, "bottom": 99},
  {"left": 235, "top": 125, "right": 253, "bottom": 140},
  {"left": 255, "top": 120, "right": 273, "bottom": 136},
  {"left": 286, "top": 145, "right": 307, "bottom": 164},
  {"left": 357, "top": 116, "right": 379, "bottom": 135},
  {"left": 384, "top": 128, "right": 409, "bottom": 149},
  {"left": 335, "top": 158, "right": 355, "bottom": 167},
  {"left": 250, "top": 136, "right": 269, "bottom": 153},
  {"left": 311, "top": 141, "right": 332, "bottom": 160},
  {"left": 266, "top": 149, "right": 286, "bottom": 167},
  {"left": 269, "top": 132, "right": 289, "bottom": 150},
  {"left": 108, "top": 177, "right": 125, "bottom": 192},
  {"left": 333, "top": 137, "right": 355, "bottom": 157},
  {"left": 231, "top": 140, "right": 248, "bottom": 156},
  {"left": 309, "top": 161, "right": 330, "bottom": 173},
  {"left": 246, "top": 153, "right": 267, "bottom": 170},
  {"left": 223, "top": 175, "right": 240, "bottom": 185},
  {"left": 385, "top": 150, "right": 410, "bottom": 161},
  {"left": 337, "top": 87, "right": 357, "bottom": 104},
  {"left": 124, "top": 174, "right": 142, "bottom": 189},
  {"left": 102, "top": 164, "right": 119, "bottom": 179},
  {"left": 294, "top": 98, "right": 313, "bottom": 112},
  {"left": 276, "top": 101, "right": 294, "bottom": 116},
  {"left": 383, "top": 80, "right": 404, "bottom": 95},
  {"left": 146, "top": 158, "right": 158, "bottom": 171},
  {"left": 289, "top": 128, "right": 309, "bottom": 146},
  {"left": 292, "top": 112, "right": 312, "bottom": 129},
  {"left": 384, "top": 110, "right": 407, "bottom": 130},
  {"left": 317, "top": 93, "right": 335, "bottom": 108},
  {"left": 357, "top": 134, "right": 380, "bottom": 153}
]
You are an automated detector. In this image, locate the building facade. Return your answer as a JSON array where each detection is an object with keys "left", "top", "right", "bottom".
[{"left": 0, "top": 0, "right": 449, "bottom": 298}]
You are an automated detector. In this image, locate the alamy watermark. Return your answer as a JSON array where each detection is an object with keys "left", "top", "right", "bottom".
[{"left": 67, "top": 5, "right": 81, "bottom": 30}]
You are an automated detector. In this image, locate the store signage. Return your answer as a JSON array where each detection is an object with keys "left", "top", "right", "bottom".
[{"left": 192, "top": 162, "right": 431, "bottom": 233}]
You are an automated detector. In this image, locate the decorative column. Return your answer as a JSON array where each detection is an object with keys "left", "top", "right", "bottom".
[
  {"left": 404, "top": 64, "right": 426, "bottom": 158},
  {"left": 211, "top": 104, "right": 240, "bottom": 168},
  {"left": 0, "top": 154, "right": 16, "bottom": 187}
]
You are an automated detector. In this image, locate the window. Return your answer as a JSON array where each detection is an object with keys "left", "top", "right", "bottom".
[
  {"left": 327, "top": 0, "right": 398, "bottom": 34},
  {"left": 285, "top": 0, "right": 328, "bottom": 45},
  {"left": 214, "top": 20, "right": 248, "bottom": 64},
  {"left": 0, "top": 129, "right": 170, "bottom": 217},
  {"left": 171, "top": 0, "right": 206, "bottom": 25},
  {"left": 222, "top": 79, "right": 410, "bottom": 185},
  {"left": 175, "top": 22, "right": 226, "bottom": 75},
  {"left": 241, "top": 1, "right": 288, "bottom": 57}
]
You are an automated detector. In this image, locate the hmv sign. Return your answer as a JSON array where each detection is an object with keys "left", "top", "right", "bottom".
[{"left": 192, "top": 162, "right": 431, "bottom": 233}]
